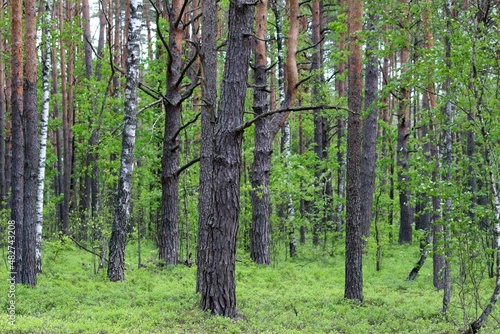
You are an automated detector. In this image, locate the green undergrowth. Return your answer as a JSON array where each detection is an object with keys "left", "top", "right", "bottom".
[{"left": 0, "top": 238, "right": 498, "bottom": 333}]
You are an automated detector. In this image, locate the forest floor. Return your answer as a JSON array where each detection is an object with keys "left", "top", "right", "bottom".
[{"left": 1, "top": 237, "right": 499, "bottom": 333}]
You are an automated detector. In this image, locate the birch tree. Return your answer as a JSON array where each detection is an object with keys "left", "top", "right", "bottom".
[
  {"left": 36, "top": 0, "right": 53, "bottom": 273},
  {"left": 108, "top": 0, "right": 142, "bottom": 281}
]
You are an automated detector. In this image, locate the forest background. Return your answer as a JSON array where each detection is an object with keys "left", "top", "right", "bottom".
[{"left": 1, "top": 0, "right": 500, "bottom": 332}]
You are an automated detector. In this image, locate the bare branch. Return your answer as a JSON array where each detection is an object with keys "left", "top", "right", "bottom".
[
  {"left": 296, "top": 37, "right": 324, "bottom": 54},
  {"left": 173, "top": 112, "right": 201, "bottom": 140},
  {"left": 175, "top": 40, "right": 199, "bottom": 88},
  {"left": 149, "top": 0, "right": 173, "bottom": 68},
  {"left": 176, "top": 157, "right": 201, "bottom": 176},
  {"left": 175, "top": 0, "right": 191, "bottom": 29},
  {"left": 235, "top": 105, "right": 350, "bottom": 132}
]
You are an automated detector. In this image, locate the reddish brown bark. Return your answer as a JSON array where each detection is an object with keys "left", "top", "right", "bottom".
[{"left": 345, "top": 0, "right": 363, "bottom": 302}]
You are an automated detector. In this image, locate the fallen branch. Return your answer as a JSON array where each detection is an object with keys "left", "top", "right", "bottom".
[{"left": 69, "top": 235, "right": 108, "bottom": 264}]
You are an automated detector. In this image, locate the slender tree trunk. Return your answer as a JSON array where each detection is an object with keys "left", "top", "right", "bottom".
[
  {"left": 51, "top": 33, "right": 64, "bottom": 230},
  {"left": 199, "top": 0, "right": 254, "bottom": 317},
  {"left": 360, "top": 11, "right": 379, "bottom": 239},
  {"left": 397, "top": 0, "right": 413, "bottom": 244},
  {"left": 335, "top": 0, "right": 347, "bottom": 232},
  {"left": 299, "top": 114, "right": 306, "bottom": 244},
  {"left": 283, "top": 119, "right": 297, "bottom": 257},
  {"left": 467, "top": 114, "right": 500, "bottom": 333},
  {"left": 312, "top": 0, "right": 327, "bottom": 245},
  {"left": 248, "top": 0, "right": 298, "bottom": 263},
  {"left": 113, "top": 0, "right": 121, "bottom": 90},
  {"left": 4, "top": 44, "right": 11, "bottom": 212},
  {"left": 196, "top": 0, "right": 217, "bottom": 293},
  {"left": 60, "top": 0, "right": 70, "bottom": 234},
  {"left": 123, "top": 0, "right": 131, "bottom": 71},
  {"left": 441, "top": 0, "right": 454, "bottom": 313},
  {"left": 344, "top": 0, "right": 363, "bottom": 302},
  {"left": 36, "top": 0, "right": 52, "bottom": 273},
  {"left": 107, "top": 0, "right": 142, "bottom": 282},
  {"left": 250, "top": 0, "right": 271, "bottom": 265},
  {"left": 11, "top": 0, "right": 25, "bottom": 285},
  {"left": 66, "top": 0, "right": 76, "bottom": 227},
  {"left": 0, "top": 0, "right": 6, "bottom": 207},
  {"left": 409, "top": 0, "right": 434, "bottom": 280}
]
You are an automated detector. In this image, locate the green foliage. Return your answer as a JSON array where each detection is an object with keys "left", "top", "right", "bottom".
[{"left": 0, "top": 242, "right": 480, "bottom": 333}]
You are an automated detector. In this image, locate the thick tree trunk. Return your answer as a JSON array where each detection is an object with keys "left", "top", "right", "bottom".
[
  {"left": 21, "top": 0, "right": 39, "bottom": 286},
  {"left": 344, "top": 0, "right": 363, "bottom": 302},
  {"left": 158, "top": 0, "right": 188, "bottom": 266},
  {"left": 360, "top": 13, "right": 378, "bottom": 239},
  {"left": 11, "top": 0, "right": 25, "bottom": 284},
  {"left": 250, "top": 0, "right": 271, "bottom": 265},
  {"left": 199, "top": 0, "right": 254, "bottom": 317},
  {"left": 196, "top": 0, "right": 217, "bottom": 293},
  {"left": 107, "top": 0, "right": 142, "bottom": 282}
]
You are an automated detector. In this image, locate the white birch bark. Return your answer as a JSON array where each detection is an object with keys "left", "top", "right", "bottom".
[
  {"left": 283, "top": 119, "right": 296, "bottom": 255},
  {"left": 36, "top": 0, "right": 52, "bottom": 274},
  {"left": 107, "top": 0, "right": 142, "bottom": 281}
]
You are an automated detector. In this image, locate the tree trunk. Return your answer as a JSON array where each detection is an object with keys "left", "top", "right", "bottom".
[
  {"left": 344, "top": 0, "right": 363, "bottom": 302},
  {"left": 248, "top": 0, "right": 298, "bottom": 264},
  {"left": 409, "top": 0, "right": 434, "bottom": 280},
  {"left": 196, "top": 0, "right": 217, "bottom": 293},
  {"left": 20, "top": 0, "right": 39, "bottom": 286},
  {"left": 113, "top": 0, "right": 122, "bottom": 90},
  {"left": 250, "top": 0, "right": 271, "bottom": 265},
  {"left": 311, "top": 0, "right": 328, "bottom": 246},
  {"left": 60, "top": 0, "right": 70, "bottom": 234},
  {"left": 360, "top": 12, "right": 378, "bottom": 239},
  {"left": 467, "top": 114, "right": 500, "bottom": 333},
  {"left": 36, "top": 0, "right": 52, "bottom": 273},
  {"left": 397, "top": 0, "right": 413, "bottom": 245},
  {"left": 0, "top": 0, "right": 6, "bottom": 207},
  {"left": 335, "top": 0, "right": 347, "bottom": 232},
  {"left": 199, "top": 0, "right": 254, "bottom": 317},
  {"left": 158, "top": 0, "right": 186, "bottom": 266},
  {"left": 107, "top": 0, "right": 142, "bottom": 282},
  {"left": 283, "top": 119, "right": 297, "bottom": 257},
  {"left": 441, "top": 0, "right": 454, "bottom": 313},
  {"left": 11, "top": 0, "right": 25, "bottom": 284}
]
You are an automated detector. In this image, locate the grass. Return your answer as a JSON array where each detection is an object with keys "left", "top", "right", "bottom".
[{"left": 0, "top": 237, "right": 499, "bottom": 333}]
